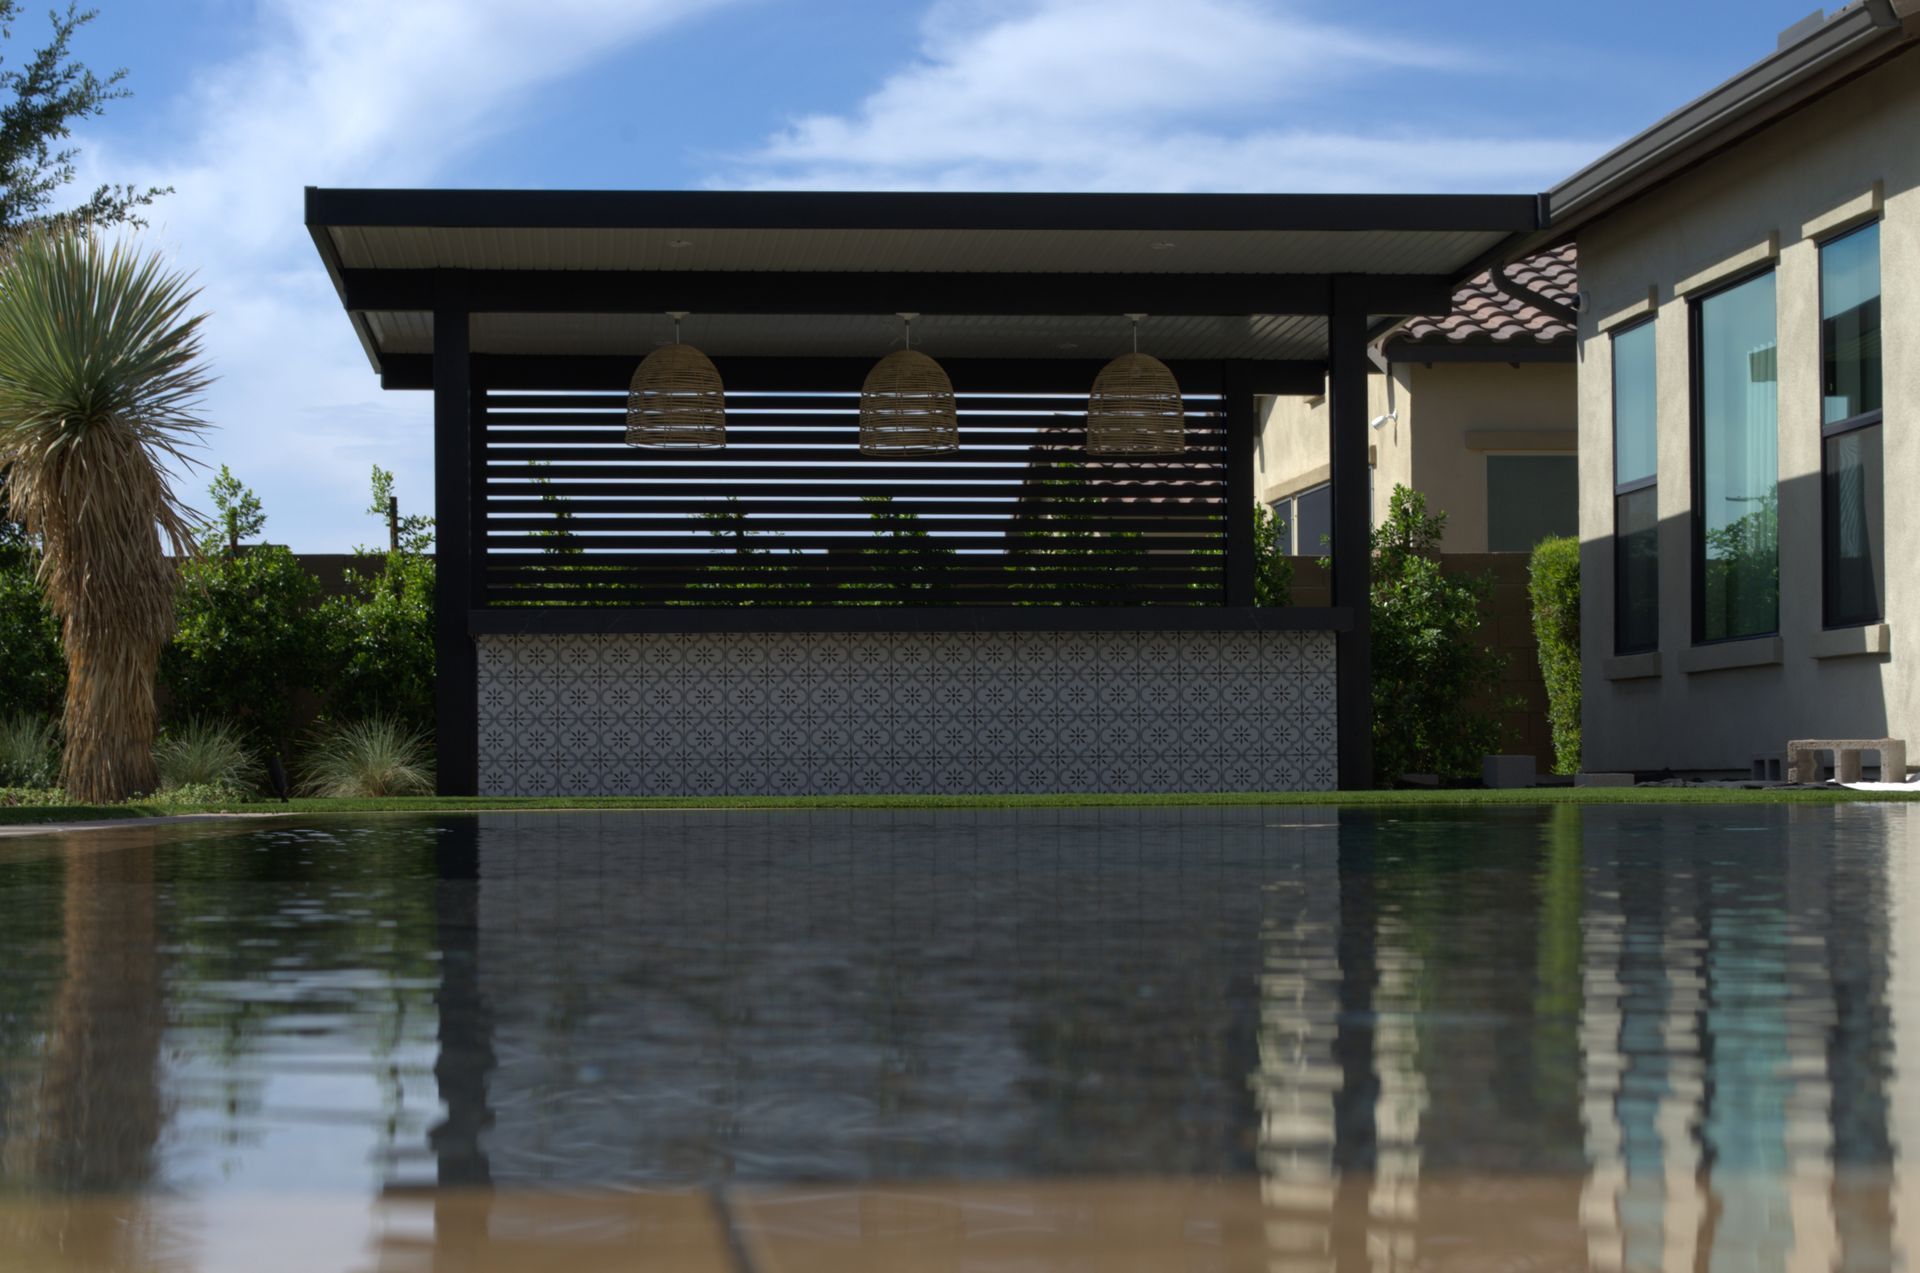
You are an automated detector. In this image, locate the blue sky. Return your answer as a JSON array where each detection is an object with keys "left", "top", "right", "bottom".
[{"left": 56, "top": 0, "right": 1831, "bottom": 549}]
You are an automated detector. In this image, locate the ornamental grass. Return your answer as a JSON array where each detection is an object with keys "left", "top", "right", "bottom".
[{"left": 299, "top": 717, "right": 435, "bottom": 799}]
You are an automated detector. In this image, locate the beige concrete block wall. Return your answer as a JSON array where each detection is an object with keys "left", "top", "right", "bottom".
[{"left": 1576, "top": 47, "right": 1919, "bottom": 773}]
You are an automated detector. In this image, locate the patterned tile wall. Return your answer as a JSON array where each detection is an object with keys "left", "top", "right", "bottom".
[{"left": 476, "top": 629, "right": 1337, "bottom": 796}]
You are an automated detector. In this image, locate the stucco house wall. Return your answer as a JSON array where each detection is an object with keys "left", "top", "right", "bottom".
[
  {"left": 1576, "top": 47, "right": 1919, "bottom": 773},
  {"left": 1258, "top": 361, "right": 1575, "bottom": 554}
]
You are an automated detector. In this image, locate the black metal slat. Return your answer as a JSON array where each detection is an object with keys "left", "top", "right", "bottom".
[
  {"left": 478, "top": 380, "right": 1230, "bottom": 609},
  {"left": 487, "top": 518, "right": 1221, "bottom": 533},
  {"left": 482, "top": 481, "right": 1225, "bottom": 497},
  {"left": 484, "top": 433, "right": 1229, "bottom": 452}
]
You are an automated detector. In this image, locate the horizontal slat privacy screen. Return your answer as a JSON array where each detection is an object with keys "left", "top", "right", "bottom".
[{"left": 482, "top": 384, "right": 1229, "bottom": 607}]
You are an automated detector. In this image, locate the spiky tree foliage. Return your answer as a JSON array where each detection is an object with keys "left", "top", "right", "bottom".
[{"left": 0, "top": 229, "right": 210, "bottom": 800}]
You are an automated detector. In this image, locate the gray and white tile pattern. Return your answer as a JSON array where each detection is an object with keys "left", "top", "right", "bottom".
[{"left": 476, "top": 630, "right": 1337, "bottom": 796}]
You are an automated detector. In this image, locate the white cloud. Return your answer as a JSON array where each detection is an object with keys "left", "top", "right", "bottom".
[
  {"left": 74, "top": 0, "right": 732, "bottom": 549},
  {"left": 727, "top": 0, "right": 1606, "bottom": 192}
]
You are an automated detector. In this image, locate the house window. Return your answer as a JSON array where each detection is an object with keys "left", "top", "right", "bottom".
[
  {"left": 1819, "top": 221, "right": 1882, "bottom": 627},
  {"left": 1692, "top": 270, "right": 1778, "bottom": 643},
  {"left": 1280, "top": 483, "right": 1332, "bottom": 556},
  {"left": 1612, "top": 319, "right": 1659, "bottom": 653},
  {"left": 1487, "top": 455, "right": 1577, "bottom": 553}
]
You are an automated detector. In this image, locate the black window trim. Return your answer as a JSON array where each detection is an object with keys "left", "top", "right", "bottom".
[
  {"left": 1614, "top": 472, "right": 1657, "bottom": 497},
  {"left": 1689, "top": 263, "right": 1780, "bottom": 647},
  {"left": 1610, "top": 315, "right": 1659, "bottom": 654},
  {"left": 1287, "top": 481, "right": 1332, "bottom": 557},
  {"left": 1816, "top": 218, "right": 1884, "bottom": 629}
]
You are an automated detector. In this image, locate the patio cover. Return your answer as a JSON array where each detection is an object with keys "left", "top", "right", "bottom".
[{"left": 306, "top": 188, "right": 1548, "bottom": 792}]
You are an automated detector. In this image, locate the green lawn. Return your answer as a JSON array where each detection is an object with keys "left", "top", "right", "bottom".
[{"left": 5, "top": 785, "right": 1917, "bottom": 826}]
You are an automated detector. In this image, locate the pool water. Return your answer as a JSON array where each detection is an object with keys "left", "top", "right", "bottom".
[{"left": 2, "top": 804, "right": 1918, "bottom": 1270}]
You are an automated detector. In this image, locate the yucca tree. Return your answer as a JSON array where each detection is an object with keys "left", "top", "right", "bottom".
[{"left": 0, "top": 229, "right": 210, "bottom": 801}]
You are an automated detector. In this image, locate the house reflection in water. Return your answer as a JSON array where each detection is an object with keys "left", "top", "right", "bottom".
[
  {"left": 8, "top": 806, "right": 1920, "bottom": 1270},
  {"left": 1244, "top": 806, "right": 1919, "bottom": 1272}
]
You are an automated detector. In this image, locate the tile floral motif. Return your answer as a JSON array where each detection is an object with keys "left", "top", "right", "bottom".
[{"left": 474, "top": 629, "right": 1338, "bottom": 796}]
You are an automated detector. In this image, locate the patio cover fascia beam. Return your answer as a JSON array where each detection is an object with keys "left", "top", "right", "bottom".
[
  {"left": 380, "top": 354, "right": 1329, "bottom": 396},
  {"left": 306, "top": 186, "right": 1545, "bottom": 234},
  {"left": 469, "top": 605, "right": 1355, "bottom": 636},
  {"left": 339, "top": 268, "right": 1455, "bottom": 320}
]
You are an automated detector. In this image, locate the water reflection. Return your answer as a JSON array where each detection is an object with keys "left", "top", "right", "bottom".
[{"left": 1, "top": 805, "right": 1919, "bottom": 1269}]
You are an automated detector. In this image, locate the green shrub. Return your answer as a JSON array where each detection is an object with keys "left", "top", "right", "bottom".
[
  {"left": 1253, "top": 501, "right": 1292, "bottom": 607},
  {"left": 1366, "top": 486, "right": 1507, "bottom": 784},
  {"left": 0, "top": 786, "right": 67, "bottom": 807},
  {"left": 150, "top": 781, "right": 252, "bottom": 809},
  {"left": 318, "top": 467, "right": 435, "bottom": 734},
  {"left": 0, "top": 713, "right": 58, "bottom": 787},
  {"left": 0, "top": 551, "right": 63, "bottom": 719},
  {"left": 154, "top": 717, "right": 259, "bottom": 793},
  {"left": 1529, "top": 536, "right": 1582, "bottom": 775},
  {"left": 300, "top": 717, "right": 434, "bottom": 798},
  {"left": 323, "top": 550, "right": 434, "bottom": 733},
  {"left": 162, "top": 468, "right": 324, "bottom": 745}
]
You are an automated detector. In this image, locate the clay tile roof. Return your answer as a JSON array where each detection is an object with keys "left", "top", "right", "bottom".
[{"left": 1392, "top": 242, "right": 1577, "bottom": 349}]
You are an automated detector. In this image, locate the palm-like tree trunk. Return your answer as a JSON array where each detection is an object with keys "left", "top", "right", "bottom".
[
  {"left": 35, "top": 833, "right": 166, "bottom": 1188},
  {"left": 44, "top": 430, "right": 181, "bottom": 800}
]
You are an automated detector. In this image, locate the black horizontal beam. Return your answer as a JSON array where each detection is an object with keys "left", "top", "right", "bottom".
[
  {"left": 469, "top": 604, "right": 1354, "bottom": 635},
  {"left": 342, "top": 268, "right": 1454, "bottom": 319},
  {"left": 385, "top": 354, "right": 1326, "bottom": 395},
  {"left": 310, "top": 187, "right": 1543, "bottom": 235}
]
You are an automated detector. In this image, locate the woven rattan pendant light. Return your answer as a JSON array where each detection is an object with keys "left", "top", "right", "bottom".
[
  {"left": 859, "top": 313, "right": 958, "bottom": 455},
  {"left": 1087, "top": 314, "right": 1184, "bottom": 456},
  {"left": 627, "top": 312, "right": 725, "bottom": 449}
]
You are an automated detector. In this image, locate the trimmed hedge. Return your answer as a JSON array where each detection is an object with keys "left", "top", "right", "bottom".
[{"left": 1528, "top": 535, "right": 1581, "bottom": 775}]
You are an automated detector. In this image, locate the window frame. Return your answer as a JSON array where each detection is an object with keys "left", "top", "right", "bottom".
[
  {"left": 1816, "top": 219, "right": 1884, "bottom": 629},
  {"left": 1289, "top": 481, "right": 1332, "bottom": 557},
  {"left": 1486, "top": 452, "right": 1578, "bottom": 555},
  {"left": 1688, "top": 264, "right": 1780, "bottom": 647},
  {"left": 1610, "top": 315, "right": 1659, "bottom": 655}
]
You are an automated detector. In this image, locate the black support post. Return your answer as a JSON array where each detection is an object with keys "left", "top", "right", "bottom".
[
  {"left": 1223, "top": 361, "right": 1257, "bottom": 608},
  {"left": 433, "top": 280, "right": 478, "bottom": 797},
  {"left": 1328, "top": 278, "right": 1373, "bottom": 790}
]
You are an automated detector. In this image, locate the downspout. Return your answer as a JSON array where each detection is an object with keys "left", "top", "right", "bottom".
[{"left": 1366, "top": 342, "right": 1398, "bottom": 432}]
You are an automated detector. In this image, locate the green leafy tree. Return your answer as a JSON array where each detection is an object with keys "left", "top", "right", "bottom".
[
  {"left": 847, "top": 493, "right": 954, "bottom": 604},
  {"left": 0, "top": 541, "right": 60, "bottom": 718},
  {"left": 1702, "top": 492, "right": 1778, "bottom": 637},
  {"left": 1182, "top": 503, "right": 1291, "bottom": 606},
  {"left": 0, "top": 2, "right": 168, "bottom": 229},
  {"left": 162, "top": 469, "right": 322, "bottom": 747},
  {"left": 320, "top": 467, "right": 435, "bottom": 733},
  {"left": 1528, "top": 536, "right": 1581, "bottom": 775},
  {"left": 1363, "top": 485, "right": 1507, "bottom": 783},
  {"left": 684, "top": 495, "right": 801, "bottom": 605},
  {"left": 1008, "top": 462, "right": 1148, "bottom": 604},
  {"left": 370, "top": 464, "right": 433, "bottom": 556},
  {"left": 526, "top": 460, "right": 580, "bottom": 558},
  {"left": 1251, "top": 501, "right": 1292, "bottom": 607}
]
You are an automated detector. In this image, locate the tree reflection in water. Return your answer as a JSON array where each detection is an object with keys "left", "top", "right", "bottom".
[
  {"left": 1, "top": 829, "right": 174, "bottom": 1271},
  {"left": 1, "top": 806, "right": 1919, "bottom": 1271}
]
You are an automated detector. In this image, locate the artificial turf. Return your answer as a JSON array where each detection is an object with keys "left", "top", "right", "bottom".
[{"left": 4, "top": 784, "right": 1917, "bottom": 826}]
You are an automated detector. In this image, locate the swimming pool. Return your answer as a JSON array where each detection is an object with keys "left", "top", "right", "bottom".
[{"left": 2, "top": 804, "right": 1916, "bottom": 1269}]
